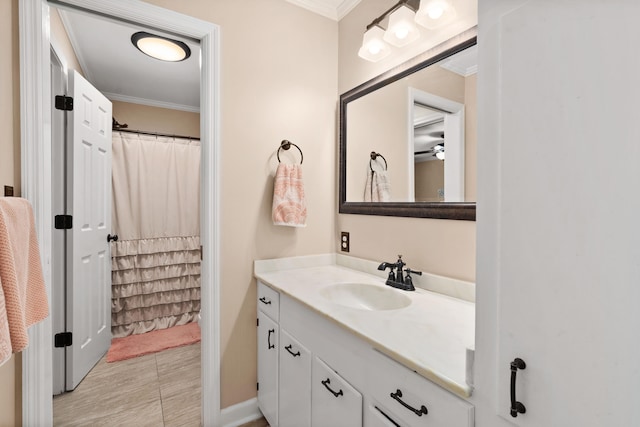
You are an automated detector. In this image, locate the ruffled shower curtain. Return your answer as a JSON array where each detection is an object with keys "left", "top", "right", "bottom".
[{"left": 110, "top": 132, "right": 201, "bottom": 337}]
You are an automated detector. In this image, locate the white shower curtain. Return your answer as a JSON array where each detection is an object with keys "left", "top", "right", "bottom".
[{"left": 110, "top": 131, "right": 201, "bottom": 337}]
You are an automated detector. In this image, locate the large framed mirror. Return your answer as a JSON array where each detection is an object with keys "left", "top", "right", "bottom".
[{"left": 339, "top": 28, "right": 476, "bottom": 220}]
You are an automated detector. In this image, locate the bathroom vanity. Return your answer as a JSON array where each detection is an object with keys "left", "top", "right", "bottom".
[{"left": 255, "top": 254, "right": 475, "bottom": 427}]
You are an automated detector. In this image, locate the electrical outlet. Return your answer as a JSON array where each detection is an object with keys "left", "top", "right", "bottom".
[
  {"left": 340, "top": 231, "right": 350, "bottom": 252},
  {"left": 4, "top": 186, "right": 14, "bottom": 197}
]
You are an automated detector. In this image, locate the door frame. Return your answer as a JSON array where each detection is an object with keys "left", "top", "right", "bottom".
[{"left": 19, "top": 0, "right": 221, "bottom": 425}]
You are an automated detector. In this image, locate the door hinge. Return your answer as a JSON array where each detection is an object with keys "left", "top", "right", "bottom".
[
  {"left": 200, "top": 245, "right": 203, "bottom": 261},
  {"left": 54, "top": 215, "right": 73, "bottom": 230},
  {"left": 257, "top": 318, "right": 259, "bottom": 327},
  {"left": 55, "top": 95, "right": 74, "bottom": 111},
  {"left": 257, "top": 382, "right": 259, "bottom": 391},
  {"left": 54, "top": 332, "right": 73, "bottom": 348}
]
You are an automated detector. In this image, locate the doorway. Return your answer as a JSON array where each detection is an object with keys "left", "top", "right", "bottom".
[{"left": 19, "top": 0, "right": 220, "bottom": 425}]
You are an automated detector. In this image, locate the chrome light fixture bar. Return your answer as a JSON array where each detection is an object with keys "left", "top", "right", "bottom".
[{"left": 358, "top": 0, "right": 457, "bottom": 62}]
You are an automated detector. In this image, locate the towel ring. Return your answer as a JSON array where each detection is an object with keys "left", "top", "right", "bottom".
[
  {"left": 277, "top": 140, "right": 304, "bottom": 164},
  {"left": 370, "top": 151, "right": 387, "bottom": 171}
]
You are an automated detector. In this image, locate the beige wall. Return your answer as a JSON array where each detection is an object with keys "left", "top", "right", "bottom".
[
  {"left": 0, "top": 0, "right": 21, "bottom": 425},
  {"left": 337, "top": 0, "right": 477, "bottom": 282},
  {"left": 112, "top": 101, "right": 200, "bottom": 138},
  {"left": 143, "top": 0, "right": 338, "bottom": 408}
]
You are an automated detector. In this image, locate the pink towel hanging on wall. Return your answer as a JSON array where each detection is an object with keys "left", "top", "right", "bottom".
[{"left": 272, "top": 140, "right": 307, "bottom": 227}]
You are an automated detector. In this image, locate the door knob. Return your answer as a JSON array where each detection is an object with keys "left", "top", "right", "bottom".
[{"left": 107, "top": 234, "right": 119, "bottom": 242}]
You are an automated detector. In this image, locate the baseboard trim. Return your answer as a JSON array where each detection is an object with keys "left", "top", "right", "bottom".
[{"left": 221, "top": 397, "right": 262, "bottom": 427}]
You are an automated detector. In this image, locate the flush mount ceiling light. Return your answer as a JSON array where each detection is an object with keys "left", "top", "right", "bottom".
[
  {"left": 415, "top": 0, "right": 457, "bottom": 29},
  {"left": 131, "top": 31, "right": 191, "bottom": 62},
  {"left": 383, "top": 4, "right": 420, "bottom": 47},
  {"left": 358, "top": 25, "right": 392, "bottom": 62}
]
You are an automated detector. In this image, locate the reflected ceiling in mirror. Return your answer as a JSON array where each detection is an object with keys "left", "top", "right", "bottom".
[{"left": 339, "top": 28, "right": 476, "bottom": 220}]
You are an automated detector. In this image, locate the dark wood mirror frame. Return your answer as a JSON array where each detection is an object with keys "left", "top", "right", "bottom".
[{"left": 339, "top": 28, "right": 477, "bottom": 221}]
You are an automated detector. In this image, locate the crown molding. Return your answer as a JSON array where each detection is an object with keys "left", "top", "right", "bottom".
[
  {"left": 285, "top": 0, "right": 362, "bottom": 21},
  {"left": 104, "top": 92, "right": 200, "bottom": 113}
]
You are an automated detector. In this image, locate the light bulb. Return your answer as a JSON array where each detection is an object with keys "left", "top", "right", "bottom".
[
  {"left": 358, "top": 25, "right": 391, "bottom": 62},
  {"left": 427, "top": 6, "right": 444, "bottom": 19},
  {"left": 415, "top": 0, "right": 457, "bottom": 30},
  {"left": 383, "top": 5, "right": 420, "bottom": 47},
  {"left": 395, "top": 27, "right": 409, "bottom": 40}
]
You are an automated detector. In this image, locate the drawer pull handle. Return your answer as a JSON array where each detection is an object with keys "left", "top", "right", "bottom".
[
  {"left": 321, "top": 378, "right": 343, "bottom": 398},
  {"left": 267, "top": 329, "right": 275, "bottom": 349},
  {"left": 510, "top": 358, "right": 526, "bottom": 417},
  {"left": 285, "top": 344, "right": 300, "bottom": 357},
  {"left": 259, "top": 297, "right": 272, "bottom": 305},
  {"left": 390, "top": 389, "right": 428, "bottom": 417}
]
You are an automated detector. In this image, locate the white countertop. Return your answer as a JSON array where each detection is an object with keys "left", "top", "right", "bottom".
[{"left": 254, "top": 254, "right": 475, "bottom": 398}]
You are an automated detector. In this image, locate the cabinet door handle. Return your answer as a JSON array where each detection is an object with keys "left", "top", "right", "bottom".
[
  {"left": 284, "top": 344, "right": 300, "bottom": 357},
  {"left": 510, "top": 358, "right": 527, "bottom": 417},
  {"left": 321, "top": 378, "right": 343, "bottom": 398},
  {"left": 267, "top": 329, "right": 275, "bottom": 349},
  {"left": 390, "top": 389, "right": 428, "bottom": 417},
  {"left": 259, "top": 297, "right": 271, "bottom": 305}
]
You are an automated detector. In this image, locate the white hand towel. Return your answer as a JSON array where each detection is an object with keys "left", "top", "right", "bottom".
[
  {"left": 272, "top": 163, "right": 307, "bottom": 227},
  {"left": 364, "top": 170, "right": 391, "bottom": 202}
]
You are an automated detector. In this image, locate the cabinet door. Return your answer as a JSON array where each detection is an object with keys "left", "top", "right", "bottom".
[
  {"left": 279, "top": 329, "right": 312, "bottom": 427},
  {"left": 258, "top": 311, "right": 278, "bottom": 427},
  {"left": 311, "top": 356, "right": 362, "bottom": 427},
  {"left": 477, "top": 1, "right": 640, "bottom": 426}
]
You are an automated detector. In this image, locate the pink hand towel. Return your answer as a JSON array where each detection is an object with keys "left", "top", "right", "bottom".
[
  {"left": 272, "top": 163, "right": 307, "bottom": 227},
  {"left": 0, "top": 198, "right": 49, "bottom": 361}
]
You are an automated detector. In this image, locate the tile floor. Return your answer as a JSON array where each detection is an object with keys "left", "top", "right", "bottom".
[
  {"left": 53, "top": 343, "right": 201, "bottom": 426},
  {"left": 53, "top": 341, "right": 269, "bottom": 426}
]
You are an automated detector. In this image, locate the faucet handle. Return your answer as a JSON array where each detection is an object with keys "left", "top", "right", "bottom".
[{"left": 405, "top": 268, "right": 422, "bottom": 276}]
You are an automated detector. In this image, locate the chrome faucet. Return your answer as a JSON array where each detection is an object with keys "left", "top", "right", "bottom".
[{"left": 377, "top": 255, "right": 422, "bottom": 291}]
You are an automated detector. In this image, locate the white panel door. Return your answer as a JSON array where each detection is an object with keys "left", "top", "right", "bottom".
[{"left": 66, "top": 70, "right": 112, "bottom": 390}]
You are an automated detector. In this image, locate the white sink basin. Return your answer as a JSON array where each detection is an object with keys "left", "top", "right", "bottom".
[{"left": 319, "top": 283, "right": 412, "bottom": 311}]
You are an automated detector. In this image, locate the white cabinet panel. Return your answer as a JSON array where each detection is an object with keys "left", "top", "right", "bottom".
[
  {"left": 258, "top": 311, "right": 278, "bottom": 426},
  {"left": 279, "top": 329, "right": 312, "bottom": 427},
  {"left": 477, "top": 1, "right": 640, "bottom": 426},
  {"left": 312, "top": 357, "right": 362, "bottom": 427},
  {"left": 258, "top": 281, "right": 280, "bottom": 322}
]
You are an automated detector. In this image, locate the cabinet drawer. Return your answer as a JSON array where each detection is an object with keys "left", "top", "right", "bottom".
[
  {"left": 312, "top": 357, "right": 362, "bottom": 427},
  {"left": 368, "top": 350, "right": 473, "bottom": 427},
  {"left": 257, "top": 281, "right": 279, "bottom": 321}
]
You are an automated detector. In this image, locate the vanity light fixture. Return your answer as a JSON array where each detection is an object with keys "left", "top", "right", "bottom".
[
  {"left": 358, "top": 0, "right": 458, "bottom": 62},
  {"left": 131, "top": 31, "right": 191, "bottom": 62}
]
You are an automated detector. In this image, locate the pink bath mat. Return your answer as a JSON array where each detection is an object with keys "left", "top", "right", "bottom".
[{"left": 106, "top": 322, "right": 201, "bottom": 363}]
